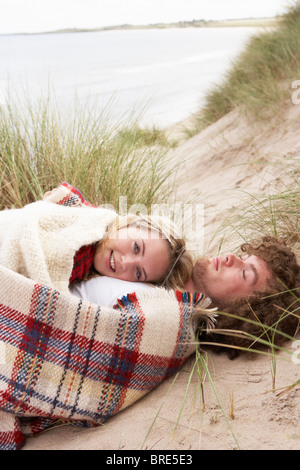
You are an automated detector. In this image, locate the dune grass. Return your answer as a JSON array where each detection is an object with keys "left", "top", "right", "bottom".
[
  {"left": 0, "top": 92, "right": 174, "bottom": 211},
  {"left": 194, "top": 1, "right": 300, "bottom": 129},
  {"left": 212, "top": 155, "right": 300, "bottom": 256}
]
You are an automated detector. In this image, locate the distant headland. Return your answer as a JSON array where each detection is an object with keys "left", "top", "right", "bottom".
[{"left": 15, "top": 17, "right": 279, "bottom": 35}]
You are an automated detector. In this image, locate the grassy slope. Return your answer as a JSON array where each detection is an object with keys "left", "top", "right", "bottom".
[{"left": 195, "top": 3, "right": 300, "bottom": 129}]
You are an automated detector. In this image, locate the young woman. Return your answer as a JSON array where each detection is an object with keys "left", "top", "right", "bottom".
[
  {"left": 69, "top": 212, "right": 194, "bottom": 306},
  {"left": 43, "top": 184, "right": 194, "bottom": 301}
]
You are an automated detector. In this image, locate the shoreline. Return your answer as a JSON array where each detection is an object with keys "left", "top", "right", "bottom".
[{"left": 4, "top": 16, "right": 279, "bottom": 36}]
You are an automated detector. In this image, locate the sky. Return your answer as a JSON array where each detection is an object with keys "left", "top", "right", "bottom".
[{"left": 0, "top": 0, "right": 293, "bottom": 34}]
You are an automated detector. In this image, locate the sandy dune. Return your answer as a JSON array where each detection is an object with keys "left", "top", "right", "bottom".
[{"left": 23, "top": 100, "right": 300, "bottom": 451}]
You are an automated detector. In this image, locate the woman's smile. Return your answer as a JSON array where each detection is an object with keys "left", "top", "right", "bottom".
[
  {"left": 94, "top": 226, "right": 170, "bottom": 283},
  {"left": 109, "top": 251, "right": 116, "bottom": 272}
]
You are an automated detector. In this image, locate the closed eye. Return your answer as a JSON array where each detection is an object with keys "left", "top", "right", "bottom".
[{"left": 243, "top": 264, "right": 258, "bottom": 286}]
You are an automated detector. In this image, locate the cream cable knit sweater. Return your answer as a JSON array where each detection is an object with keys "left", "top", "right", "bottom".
[{"left": 0, "top": 199, "right": 117, "bottom": 292}]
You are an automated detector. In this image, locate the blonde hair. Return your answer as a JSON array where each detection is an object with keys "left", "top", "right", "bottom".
[{"left": 86, "top": 212, "right": 193, "bottom": 290}]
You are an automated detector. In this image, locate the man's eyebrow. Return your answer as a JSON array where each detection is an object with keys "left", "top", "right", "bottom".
[{"left": 250, "top": 263, "right": 258, "bottom": 286}]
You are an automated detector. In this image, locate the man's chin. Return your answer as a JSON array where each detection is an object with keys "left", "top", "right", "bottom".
[
  {"left": 191, "top": 258, "right": 209, "bottom": 290},
  {"left": 192, "top": 258, "right": 234, "bottom": 310}
]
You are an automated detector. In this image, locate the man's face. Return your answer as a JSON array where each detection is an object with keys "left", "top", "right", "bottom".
[{"left": 190, "top": 253, "right": 272, "bottom": 305}]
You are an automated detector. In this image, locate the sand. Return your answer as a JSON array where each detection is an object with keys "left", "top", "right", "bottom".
[{"left": 23, "top": 99, "right": 300, "bottom": 451}]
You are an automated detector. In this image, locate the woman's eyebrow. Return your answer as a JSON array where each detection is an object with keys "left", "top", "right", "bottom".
[{"left": 141, "top": 240, "right": 146, "bottom": 281}]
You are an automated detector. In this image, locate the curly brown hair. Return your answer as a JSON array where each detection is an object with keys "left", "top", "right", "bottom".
[{"left": 200, "top": 236, "right": 300, "bottom": 359}]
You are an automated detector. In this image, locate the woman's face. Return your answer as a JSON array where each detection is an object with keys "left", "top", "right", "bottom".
[{"left": 93, "top": 225, "right": 170, "bottom": 283}]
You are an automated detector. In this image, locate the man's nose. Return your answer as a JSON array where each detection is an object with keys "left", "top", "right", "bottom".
[{"left": 224, "top": 254, "right": 242, "bottom": 267}]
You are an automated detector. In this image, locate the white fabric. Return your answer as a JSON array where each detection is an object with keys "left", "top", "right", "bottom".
[{"left": 70, "top": 276, "right": 153, "bottom": 307}]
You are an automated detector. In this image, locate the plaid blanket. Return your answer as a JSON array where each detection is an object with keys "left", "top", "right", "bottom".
[
  {"left": 0, "top": 183, "right": 215, "bottom": 449},
  {"left": 0, "top": 265, "right": 213, "bottom": 449}
]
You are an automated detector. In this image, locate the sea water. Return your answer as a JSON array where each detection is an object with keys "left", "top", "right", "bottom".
[{"left": 0, "top": 27, "right": 258, "bottom": 127}]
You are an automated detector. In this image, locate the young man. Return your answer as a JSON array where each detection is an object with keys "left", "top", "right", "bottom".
[{"left": 187, "top": 236, "right": 300, "bottom": 357}]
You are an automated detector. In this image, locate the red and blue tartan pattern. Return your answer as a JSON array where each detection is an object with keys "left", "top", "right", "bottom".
[
  {"left": 0, "top": 266, "right": 198, "bottom": 450},
  {"left": 53, "top": 182, "right": 99, "bottom": 283},
  {"left": 46, "top": 182, "right": 105, "bottom": 284},
  {"left": 69, "top": 243, "right": 97, "bottom": 284},
  {"left": 56, "top": 182, "right": 97, "bottom": 208}
]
